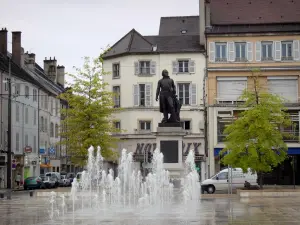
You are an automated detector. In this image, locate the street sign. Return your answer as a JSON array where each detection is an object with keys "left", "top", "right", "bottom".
[
  {"left": 142, "top": 162, "right": 153, "bottom": 169},
  {"left": 49, "top": 147, "right": 55, "bottom": 155}
]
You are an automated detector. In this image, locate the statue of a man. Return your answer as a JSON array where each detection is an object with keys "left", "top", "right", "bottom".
[{"left": 156, "top": 69, "right": 180, "bottom": 123}]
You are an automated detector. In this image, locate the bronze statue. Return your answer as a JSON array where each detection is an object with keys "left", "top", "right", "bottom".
[{"left": 156, "top": 69, "right": 181, "bottom": 123}]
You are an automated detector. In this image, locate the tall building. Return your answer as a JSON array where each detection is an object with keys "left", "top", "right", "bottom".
[
  {"left": 102, "top": 9, "right": 208, "bottom": 180},
  {"left": 205, "top": 0, "right": 300, "bottom": 184},
  {"left": 0, "top": 28, "right": 66, "bottom": 188}
]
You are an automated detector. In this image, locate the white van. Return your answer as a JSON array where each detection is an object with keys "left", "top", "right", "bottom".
[{"left": 201, "top": 168, "right": 258, "bottom": 194}]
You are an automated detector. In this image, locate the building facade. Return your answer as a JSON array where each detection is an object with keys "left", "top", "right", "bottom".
[
  {"left": 205, "top": 0, "right": 300, "bottom": 184},
  {"left": 102, "top": 15, "right": 208, "bottom": 180},
  {"left": 0, "top": 28, "right": 66, "bottom": 188}
]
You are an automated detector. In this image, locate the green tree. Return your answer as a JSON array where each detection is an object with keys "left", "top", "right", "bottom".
[
  {"left": 59, "top": 55, "right": 120, "bottom": 166},
  {"left": 221, "top": 69, "right": 293, "bottom": 188}
]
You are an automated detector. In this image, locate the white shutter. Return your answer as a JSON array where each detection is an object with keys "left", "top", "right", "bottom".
[
  {"left": 190, "top": 83, "right": 197, "bottom": 105},
  {"left": 227, "top": 42, "right": 235, "bottom": 62},
  {"left": 150, "top": 61, "right": 156, "bottom": 75},
  {"left": 217, "top": 78, "right": 247, "bottom": 101},
  {"left": 134, "top": 62, "right": 139, "bottom": 75},
  {"left": 209, "top": 42, "right": 215, "bottom": 62},
  {"left": 172, "top": 61, "right": 178, "bottom": 74},
  {"left": 268, "top": 77, "right": 298, "bottom": 102},
  {"left": 247, "top": 42, "right": 253, "bottom": 61},
  {"left": 255, "top": 41, "right": 261, "bottom": 61},
  {"left": 133, "top": 84, "right": 139, "bottom": 106},
  {"left": 274, "top": 41, "right": 281, "bottom": 61},
  {"left": 188, "top": 60, "right": 195, "bottom": 73},
  {"left": 293, "top": 40, "right": 300, "bottom": 60},
  {"left": 145, "top": 83, "right": 152, "bottom": 106}
]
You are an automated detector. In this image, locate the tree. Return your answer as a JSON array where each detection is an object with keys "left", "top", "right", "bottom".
[
  {"left": 220, "top": 69, "right": 293, "bottom": 188},
  {"left": 59, "top": 55, "right": 120, "bottom": 166}
]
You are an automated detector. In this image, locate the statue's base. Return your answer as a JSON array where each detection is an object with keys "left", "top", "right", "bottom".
[{"left": 158, "top": 122, "right": 181, "bottom": 128}]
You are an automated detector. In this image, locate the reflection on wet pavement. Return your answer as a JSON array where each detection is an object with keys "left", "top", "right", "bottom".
[{"left": 1, "top": 194, "right": 300, "bottom": 225}]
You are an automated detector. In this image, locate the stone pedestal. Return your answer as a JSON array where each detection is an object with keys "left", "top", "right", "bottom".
[{"left": 156, "top": 123, "right": 186, "bottom": 180}]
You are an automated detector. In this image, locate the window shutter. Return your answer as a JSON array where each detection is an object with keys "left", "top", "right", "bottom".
[
  {"left": 227, "top": 42, "right": 235, "bottom": 62},
  {"left": 274, "top": 41, "right": 281, "bottom": 61},
  {"left": 255, "top": 41, "right": 261, "bottom": 61},
  {"left": 188, "top": 60, "right": 195, "bottom": 73},
  {"left": 190, "top": 83, "right": 197, "bottom": 105},
  {"left": 134, "top": 62, "right": 139, "bottom": 75},
  {"left": 145, "top": 83, "right": 152, "bottom": 106},
  {"left": 209, "top": 42, "right": 215, "bottom": 62},
  {"left": 150, "top": 61, "right": 156, "bottom": 75},
  {"left": 293, "top": 40, "right": 300, "bottom": 60},
  {"left": 133, "top": 84, "right": 139, "bottom": 106},
  {"left": 172, "top": 61, "right": 178, "bottom": 74},
  {"left": 246, "top": 42, "right": 253, "bottom": 61}
]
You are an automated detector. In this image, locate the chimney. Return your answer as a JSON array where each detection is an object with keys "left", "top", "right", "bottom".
[
  {"left": 57, "top": 65, "right": 65, "bottom": 87},
  {"left": 0, "top": 28, "right": 8, "bottom": 56},
  {"left": 24, "top": 52, "right": 36, "bottom": 70},
  {"left": 199, "top": 0, "right": 206, "bottom": 46},
  {"left": 12, "top": 31, "right": 22, "bottom": 65},
  {"left": 44, "top": 57, "right": 57, "bottom": 82},
  {"left": 205, "top": 0, "right": 211, "bottom": 28}
]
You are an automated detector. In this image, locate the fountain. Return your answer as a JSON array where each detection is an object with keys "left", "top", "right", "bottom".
[{"left": 46, "top": 146, "right": 200, "bottom": 225}]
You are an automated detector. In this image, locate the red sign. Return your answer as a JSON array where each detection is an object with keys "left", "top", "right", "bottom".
[{"left": 24, "top": 146, "right": 32, "bottom": 153}]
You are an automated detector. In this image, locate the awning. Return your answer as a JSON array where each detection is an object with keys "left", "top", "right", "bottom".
[{"left": 40, "top": 163, "right": 52, "bottom": 168}]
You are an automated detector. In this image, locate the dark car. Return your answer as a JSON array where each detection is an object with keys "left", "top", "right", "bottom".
[
  {"left": 24, "top": 176, "right": 45, "bottom": 190},
  {"left": 67, "top": 173, "right": 75, "bottom": 183},
  {"left": 40, "top": 175, "right": 56, "bottom": 189}
]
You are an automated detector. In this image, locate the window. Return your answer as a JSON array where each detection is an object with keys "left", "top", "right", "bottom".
[
  {"left": 25, "top": 134, "right": 28, "bottom": 146},
  {"left": 33, "top": 89, "right": 37, "bottom": 101},
  {"left": 25, "top": 107, "right": 28, "bottom": 124},
  {"left": 50, "top": 122, "right": 54, "bottom": 137},
  {"left": 139, "top": 120, "right": 151, "bottom": 131},
  {"left": 235, "top": 42, "right": 246, "bottom": 61},
  {"left": 45, "top": 118, "right": 48, "bottom": 132},
  {"left": 139, "top": 61, "right": 150, "bottom": 75},
  {"left": 112, "top": 63, "right": 120, "bottom": 78},
  {"left": 215, "top": 43, "right": 227, "bottom": 62},
  {"left": 55, "top": 100, "right": 59, "bottom": 115},
  {"left": 25, "top": 86, "right": 29, "bottom": 98},
  {"left": 34, "top": 110, "right": 37, "bottom": 125},
  {"left": 55, "top": 124, "right": 59, "bottom": 138},
  {"left": 16, "top": 104, "right": 19, "bottom": 122},
  {"left": 217, "top": 77, "right": 247, "bottom": 103},
  {"left": 113, "top": 86, "right": 120, "bottom": 108},
  {"left": 178, "top": 60, "right": 189, "bottom": 73},
  {"left": 33, "top": 136, "right": 36, "bottom": 153},
  {"left": 178, "top": 83, "right": 190, "bottom": 105},
  {"left": 217, "top": 172, "right": 228, "bottom": 180},
  {"left": 114, "top": 121, "right": 121, "bottom": 129},
  {"left": 4, "top": 78, "right": 8, "bottom": 91},
  {"left": 40, "top": 116, "right": 44, "bottom": 131},
  {"left": 282, "top": 41, "right": 293, "bottom": 60},
  {"left": 44, "top": 95, "right": 48, "bottom": 109},
  {"left": 50, "top": 98, "right": 54, "bottom": 114},
  {"left": 15, "top": 83, "right": 20, "bottom": 96},
  {"left": 261, "top": 41, "right": 273, "bottom": 61},
  {"left": 217, "top": 116, "right": 233, "bottom": 142},
  {"left": 133, "top": 83, "right": 152, "bottom": 107},
  {"left": 16, "top": 133, "right": 19, "bottom": 152},
  {"left": 268, "top": 76, "right": 298, "bottom": 102},
  {"left": 282, "top": 112, "right": 299, "bottom": 142},
  {"left": 181, "top": 121, "right": 191, "bottom": 130}
]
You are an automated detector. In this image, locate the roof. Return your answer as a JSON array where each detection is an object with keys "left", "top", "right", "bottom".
[
  {"left": 158, "top": 16, "right": 199, "bottom": 36},
  {"left": 210, "top": 0, "right": 300, "bottom": 25},
  {"left": 102, "top": 28, "right": 204, "bottom": 59}
]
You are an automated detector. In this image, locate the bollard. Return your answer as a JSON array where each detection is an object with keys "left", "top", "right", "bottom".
[
  {"left": 29, "top": 191, "right": 34, "bottom": 197},
  {"left": 0, "top": 193, "right": 4, "bottom": 198}
]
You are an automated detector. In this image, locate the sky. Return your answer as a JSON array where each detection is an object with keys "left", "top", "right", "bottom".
[{"left": 0, "top": 0, "right": 199, "bottom": 82}]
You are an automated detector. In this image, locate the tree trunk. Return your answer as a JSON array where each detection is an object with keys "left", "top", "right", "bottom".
[{"left": 259, "top": 172, "right": 263, "bottom": 189}]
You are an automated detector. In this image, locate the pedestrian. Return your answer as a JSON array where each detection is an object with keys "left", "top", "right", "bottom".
[{"left": 15, "top": 173, "right": 21, "bottom": 189}]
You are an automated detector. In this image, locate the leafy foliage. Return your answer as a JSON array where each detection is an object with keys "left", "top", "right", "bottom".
[
  {"left": 59, "top": 55, "right": 120, "bottom": 166},
  {"left": 221, "top": 71, "right": 292, "bottom": 175}
]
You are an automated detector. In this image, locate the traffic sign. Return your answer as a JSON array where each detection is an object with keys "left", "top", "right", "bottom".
[{"left": 49, "top": 147, "right": 55, "bottom": 155}]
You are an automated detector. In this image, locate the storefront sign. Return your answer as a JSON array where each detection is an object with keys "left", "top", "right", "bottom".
[
  {"left": 24, "top": 146, "right": 32, "bottom": 153},
  {"left": 135, "top": 142, "right": 202, "bottom": 155},
  {"left": 39, "top": 148, "right": 45, "bottom": 154}
]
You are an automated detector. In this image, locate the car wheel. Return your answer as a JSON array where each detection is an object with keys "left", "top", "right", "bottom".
[{"left": 207, "top": 185, "right": 215, "bottom": 194}]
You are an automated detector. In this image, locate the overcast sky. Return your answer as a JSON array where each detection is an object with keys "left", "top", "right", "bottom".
[{"left": 0, "top": 0, "right": 199, "bottom": 81}]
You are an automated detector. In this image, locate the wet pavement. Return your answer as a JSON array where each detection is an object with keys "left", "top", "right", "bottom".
[{"left": 1, "top": 190, "right": 300, "bottom": 225}]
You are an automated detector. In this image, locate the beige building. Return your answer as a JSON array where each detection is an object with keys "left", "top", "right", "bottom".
[{"left": 205, "top": 0, "right": 300, "bottom": 185}]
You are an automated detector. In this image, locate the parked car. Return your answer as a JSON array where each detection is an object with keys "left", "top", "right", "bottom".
[
  {"left": 45, "top": 172, "right": 61, "bottom": 187},
  {"left": 60, "top": 175, "right": 71, "bottom": 187},
  {"left": 66, "top": 173, "right": 75, "bottom": 183},
  {"left": 24, "top": 176, "right": 45, "bottom": 190},
  {"left": 40, "top": 175, "right": 56, "bottom": 189}
]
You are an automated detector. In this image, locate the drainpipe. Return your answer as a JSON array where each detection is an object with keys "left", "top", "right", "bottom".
[
  {"left": 204, "top": 35, "right": 209, "bottom": 179},
  {"left": 0, "top": 71, "right": 3, "bottom": 151},
  {"left": 37, "top": 88, "right": 41, "bottom": 174}
]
